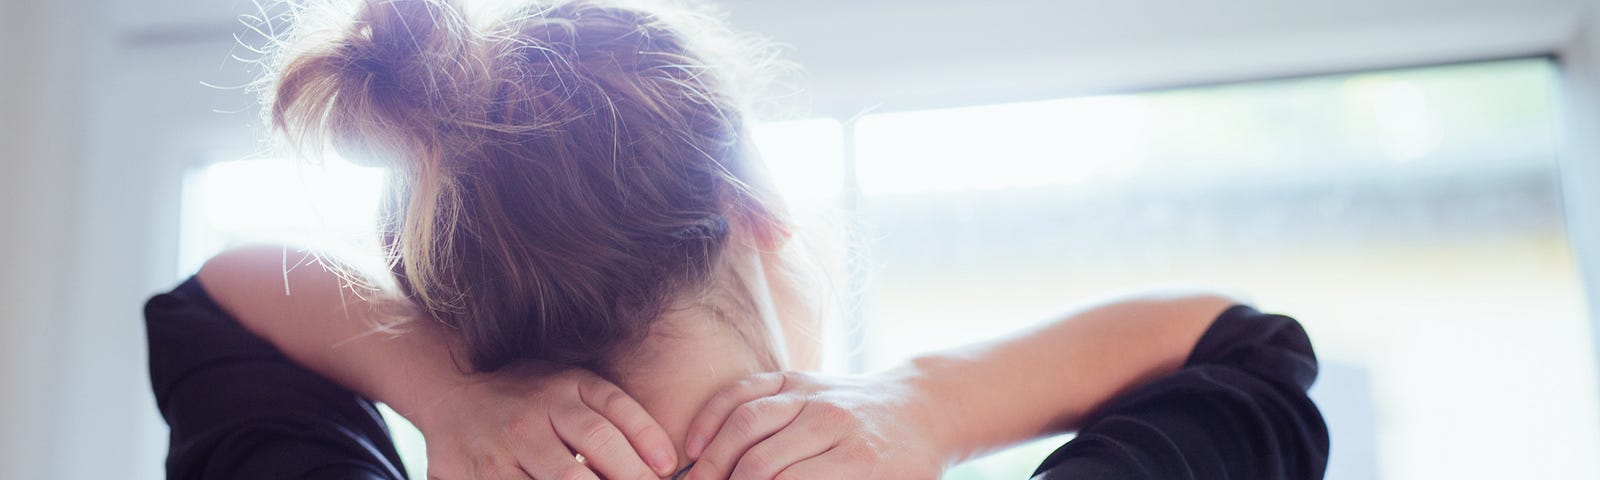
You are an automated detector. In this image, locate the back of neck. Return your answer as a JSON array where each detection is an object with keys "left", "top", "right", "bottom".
[{"left": 604, "top": 313, "right": 773, "bottom": 463}]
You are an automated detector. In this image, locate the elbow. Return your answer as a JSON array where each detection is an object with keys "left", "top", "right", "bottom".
[
  {"left": 195, "top": 244, "right": 329, "bottom": 332},
  {"left": 196, "top": 244, "right": 304, "bottom": 298},
  {"left": 1130, "top": 285, "right": 1250, "bottom": 316}
]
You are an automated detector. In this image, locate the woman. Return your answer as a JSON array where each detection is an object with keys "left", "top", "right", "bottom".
[{"left": 144, "top": 0, "right": 1328, "bottom": 479}]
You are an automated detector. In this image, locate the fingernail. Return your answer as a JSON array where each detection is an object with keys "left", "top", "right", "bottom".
[
  {"left": 650, "top": 449, "right": 675, "bottom": 475},
  {"left": 686, "top": 434, "right": 706, "bottom": 459}
]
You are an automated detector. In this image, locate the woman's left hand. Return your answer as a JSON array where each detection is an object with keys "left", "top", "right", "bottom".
[{"left": 680, "top": 370, "right": 951, "bottom": 480}]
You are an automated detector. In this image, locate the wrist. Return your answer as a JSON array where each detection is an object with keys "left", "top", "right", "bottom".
[
  {"left": 896, "top": 354, "right": 977, "bottom": 466},
  {"left": 363, "top": 326, "right": 477, "bottom": 433},
  {"left": 391, "top": 372, "right": 475, "bottom": 436}
]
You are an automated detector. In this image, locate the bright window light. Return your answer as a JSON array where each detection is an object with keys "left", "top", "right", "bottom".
[
  {"left": 751, "top": 118, "right": 846, "bottom": 205},
  {"left": 856, "top": 96, "right": 1149, "bottom": 196},
  {"left": 177, "top": 155, "right": 386, "bottom": 277},
  {"left": 857, "top": 58, "right": 1596, "bottom": 480}
]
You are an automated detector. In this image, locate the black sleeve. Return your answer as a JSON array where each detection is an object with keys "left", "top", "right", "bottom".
[
  {"left": 1031, "top": 305, "right": 1330, "bottom": 480},
  {"left": 144, "top": 276, "right": 409, "bottom": 480}
]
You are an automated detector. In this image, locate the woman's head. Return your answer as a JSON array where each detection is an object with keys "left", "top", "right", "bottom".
[{"left": 266, "top": 0, "right": 806, "bottom": 372}]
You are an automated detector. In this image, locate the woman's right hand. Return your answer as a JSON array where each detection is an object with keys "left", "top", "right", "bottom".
[
  {"left": 680, "top": 370, "right": 952, "bottom": 480},
  {"left": 411, "top": 362, "right": 679, "bottom": 480}
]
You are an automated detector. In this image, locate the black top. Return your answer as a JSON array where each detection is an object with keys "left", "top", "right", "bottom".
[
  {"left": 144, "top": 277, "right": 1327, "bottom": 479},
  {"left": 1030, "top": 305, "right": 1329, "bottom": 479}
]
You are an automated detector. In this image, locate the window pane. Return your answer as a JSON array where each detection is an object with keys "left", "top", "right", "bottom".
[
  {"left": 177, "top": 156, "right": 386, "bottom": 276},
  {"left": 749, "top": 118, "right": 855, "bottom": 373},
  {"left": 752, "top": 118, "right": 846, "bottom": 206},
  {"left": 853, "top": 58, "right": 1599, "bottom": 479}
]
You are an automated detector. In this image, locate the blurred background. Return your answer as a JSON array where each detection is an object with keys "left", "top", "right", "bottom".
[{"left": 7, "top": 0, "right": 1600, "bottom": 479}]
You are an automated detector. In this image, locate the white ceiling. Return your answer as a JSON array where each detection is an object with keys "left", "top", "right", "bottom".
[{"left": 110, "top": 0, "right": 1597, "bottom": 113}]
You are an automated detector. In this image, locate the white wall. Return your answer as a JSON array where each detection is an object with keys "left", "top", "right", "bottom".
[
  {"left": 719, "top": 0, "right": 1588, "bottom": 114},
  {"left": 3, "top": 0, "right": 1599, "bottom": 478},
  {"left": 0, "top": 1, "right": 88, "bottom": 479},
  {"left": 1561, "top": 10, "right": 1600, "bottom": 410}
]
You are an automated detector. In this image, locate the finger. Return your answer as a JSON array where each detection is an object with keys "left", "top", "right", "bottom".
[
  {"left": 465, "top": 454, "right": 537, "bottom": 480},
  {"left": 771, "top": 444, "right": 877, "bottom": 480},
  {"left": 578, "top": 376, "right": 678, "bottom": 476},
  {"left": 505, "top": 418, "right": 599, "bottom": 480},
  {"left": 518, "top": 447, "right": 599, "bottom": 480},
  {"left": 770, "top": 456, "right": 835, "bottom": 480},
  {"left": 728, "top": 408, "right": 840, "bottom": 480},
  {"left": 685, "top": 372, "right": 789, "bottom": 459},
  {"left": 429, "top": 451, "right": 528, "bottom": 480},
  {"left": 550, "top": 407, "right": 658, "bottom": 480},
  {"left": 485, "top": 464, "right": 538, "bottom": 480},
  {"left": 684, "top": 396, "right": 804, "bottom": 480}
]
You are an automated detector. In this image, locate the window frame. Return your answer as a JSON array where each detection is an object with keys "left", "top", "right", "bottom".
[{"left": 32, "top": 3, "right": 1600, "bottom": 478}]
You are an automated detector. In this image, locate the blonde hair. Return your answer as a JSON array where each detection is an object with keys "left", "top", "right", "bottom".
[{"left": 262, "top": 0, "right": 808, "bottom": 371}]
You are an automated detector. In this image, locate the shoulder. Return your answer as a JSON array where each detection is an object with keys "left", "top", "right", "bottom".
[
  {"left": 196, "top": 244, "right": 309, "bottom": 296},
  {"left": 197, "top": 245, "right": 396, "bottom": 328},
  {"left": 198, "top": 245, "right": 318, "bottom": 316},
  {"left": 1077, "top": 285, "right": 1250, "bottom": 337},
  {"left": 1106, "top": 286, "right": 1247, "bottom": 318}
]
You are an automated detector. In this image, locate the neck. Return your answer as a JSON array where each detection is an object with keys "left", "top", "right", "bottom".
[
  {"left": 604, "top": 311, "right": 772, "bottom": 463},
  {"left": 598, "top": 242, "right": 816, "bottom": 464}
]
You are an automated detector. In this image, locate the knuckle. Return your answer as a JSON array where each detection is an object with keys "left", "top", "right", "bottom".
[
  {"left": 742, "top": 372, "right": 786, "bottom": 392},
  {"left": 489, "top": 465, "right": 527, "bottom": 480},
  {"left": 735, "top": 375, "right": 761, "bottom": 389},
  {"left": 582, "top": 419, "right": 620, "bottom": 447},
  {"left": 577, "top": 375, "right": 616, "bottom": 402},
  {"left": 839, "top": 440, "right": 880, "bottom": 463},
  {"left": 466, "top": 456, "right": 509, "bottom": 479},
  {"left": 772, "top": 371, "right": 799, "bottom": 391},
  {"left": 730, "top": 403, "right": 766, "bottom": 434},
  {"left": 505, "top": 416, "right": 540, "bottom": 440},
  {"left": 628, "top": 419, "right": 665, "bottom": 441},
  {"left": 598, "top": 388, "right": 630, "bottom": 413},
  {"left": 741, "top": 447, "right": 778, "bottom": 475},
  {"left": 733, "top": 375, "right": 767, "bottom": 395},
  {"left": 814, "top": 402, "right": 852, "bottom": 426},
  {"left": 558, "top": 466, "right": 594, "bottom": 480},
  {"left": 470, "top": 452, "right": 497, "bottom": 472},
  {"left": 575, "top": 375, "right": 601, "bottom": 399},
  {"left": 695, "top": 456, "right": 725, "bottom": 477}
]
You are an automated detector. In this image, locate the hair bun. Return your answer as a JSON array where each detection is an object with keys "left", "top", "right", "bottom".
[
  {"left": 271, "top": 0, "right": 484, "bottom": 170},
  {"left": 347, "top": 0, "right": 467, "bottom": 86}
]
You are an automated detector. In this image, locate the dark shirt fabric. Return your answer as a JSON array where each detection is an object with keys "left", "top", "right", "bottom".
[
  {"left": 1032, "top": 305, "right": 1329, "bottom": 480},
  {"left": 145, "top": 277, "right": 407, "bottom": 480},
  {"left": 145, "top": 277, "right": 1327, "bottom": 480}
]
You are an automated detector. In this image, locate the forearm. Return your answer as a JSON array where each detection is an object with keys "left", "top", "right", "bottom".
[
  {"left": 904, "top": 289, "right": 1238, "bottom": 464},
  {"left": 197, "top": 245, "right": 468, "bottom": 429}
]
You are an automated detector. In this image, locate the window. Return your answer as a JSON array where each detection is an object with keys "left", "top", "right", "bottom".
[
  {"left": 177, "top": 155, "right": 387, "bottom": 277},
  {"left": 180, "top": 58, "right": 1597, "bottom": 479},
  {"left": 850, "top": 58, "right": 1597, "bottom": 479}
]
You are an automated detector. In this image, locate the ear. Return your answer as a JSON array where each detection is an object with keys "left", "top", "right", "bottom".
[
  {"left": 726, "top": 132, "right": 795, "bottom": 252},
  {"left": 753, "top": 218, "right": 792, "bottom": 252}
]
